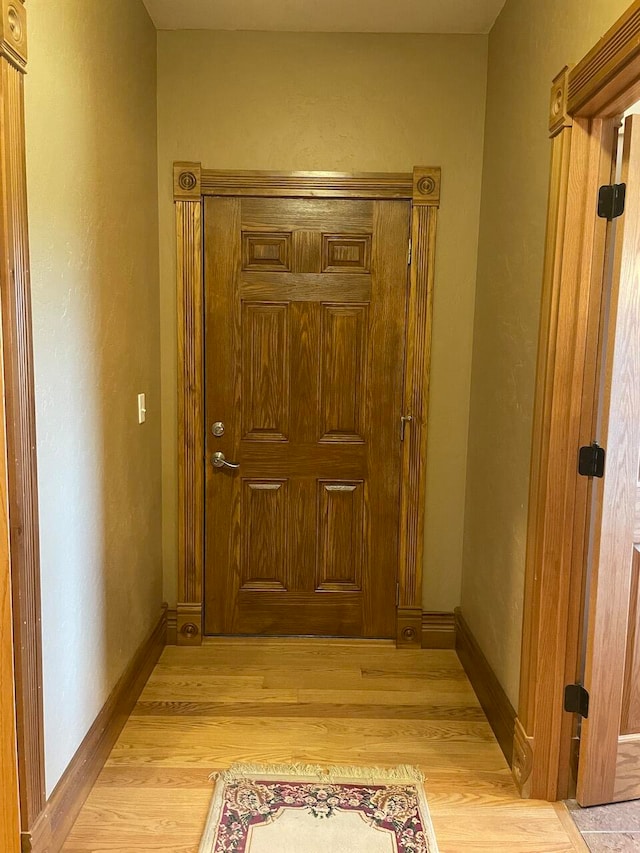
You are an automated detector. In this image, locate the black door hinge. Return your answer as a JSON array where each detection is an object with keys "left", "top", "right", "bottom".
[
  {"left": 564, "top": 683, "right": 589, "bottom": 718},
  {"left": 578, "top": 443, "right": 605, "bottom": 478},
  {"left": 598, "top": 183, "right": 626, "bottom": 221}
]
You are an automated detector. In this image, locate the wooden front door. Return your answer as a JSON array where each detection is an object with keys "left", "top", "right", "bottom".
[
  {"left": 203, "top": 196, "right": 410, "bottom": 637},
  {"left": 576, "top": 115, "right": 640, "bottom": 806}
]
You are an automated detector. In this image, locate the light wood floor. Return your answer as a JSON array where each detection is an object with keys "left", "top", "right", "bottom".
[{"left": 62, "top": 638, "right": 586, "bottom": 852}]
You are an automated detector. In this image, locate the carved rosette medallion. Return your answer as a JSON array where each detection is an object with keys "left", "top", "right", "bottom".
[
  {"left": 173, "top": 161, "right": 202, "bottom": 201},
  {"left": 417, "top": 176, "right": 436, "bottom": 196},
  {"left": 7, "top": 5, "right": 21, "bottom": 40},
  {"left": 1, "top": 0, "right": 27, "bottom": 67},
  {"left": 548, "top": 67, "right": 571, "bottom": 137},
  {"left": 180, "top": 622, "right": 199, "bottom": 640},
  {"left": 179, "top": 171, "right": 197, "bottom": 192},
  {"left": 412, "top": 167, "right": 441, "bottom": 206},
  {"left": 402, "top": 626, "right": 417, "bottom": 642}
]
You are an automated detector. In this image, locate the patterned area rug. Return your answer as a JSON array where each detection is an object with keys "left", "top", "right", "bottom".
[{"left": 199, "top": 764, "right": 439, "bottom": 853}]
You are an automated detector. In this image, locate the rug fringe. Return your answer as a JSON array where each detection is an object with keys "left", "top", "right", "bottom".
[
  {"left": 210, "top": 762, "right": 425, "bottom": 784},
  {"left": 325, "top": 764, "right": 425, "bottom": 783}
]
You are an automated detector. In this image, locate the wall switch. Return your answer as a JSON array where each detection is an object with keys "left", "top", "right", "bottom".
[{"left": 137, "top": 393, "right": 146, "bottom": 424}]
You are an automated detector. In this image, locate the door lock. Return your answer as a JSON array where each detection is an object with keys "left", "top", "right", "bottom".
[{"left": 212, "top": 421, "right": 225, "bottom": 437}]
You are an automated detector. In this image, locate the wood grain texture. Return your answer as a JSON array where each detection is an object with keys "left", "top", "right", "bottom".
[
  {"left": 241, "top": 302, "right": 290, "bottom": 441},
  {"left": 178, "top": 169, "right": 438, "bottom": 647},
  {"left": 200, "top": 170, "right": 414, "bottom": 199},
  {"left": 0, "top": 0, "right": 26, "bottom": 70},
  {"left": 567, "top": 0, "right": 640, "bottom": 117},
  {"left": 0, "top": 6, "right": 24, "bottom": 850},
  {"left": 577, "top": 116, "right": 640, "bottom": 806},
  {"left": 518, "top": 117, "right": 617, "bottom": 801},
  {"left": 0, "top": 11, "right": 47, "bottom": 836},
  {"left": 239, "top": 272, "right": 371, "bottom": 303},
  {"left": 204, "top": 196, "right": 410, "bottom": 639},
  {"left": 166, "top": 608, "right": 177, "bottom": 646},
  {"left": 412, "top": 167, "right": 441, "bottom": 206},
  {"left": 0, "top": 269, "right": 20, "bottom": 853},
  {"left": 613, "top": 734, "right": 640, "bottom": 802},
  {"left": 241, "top": 197, "right": 373, "bottom": 232},
  {"left": 552, "top": 802, "right": 592, "bottom": 853},
  {"left": 549, "top": 66, "right": 572, "bottom": 137},
  {"left": 322, "top": 234, "right": 371, "bottom": 273},
  {"left": 421, "top": 612, "right": 456, "bottom": 649},
  {"left": 240, "top": 481, "right": 288, "bottom": 590},
  {"left": 0, "top": 481, "right": 19, "bottom": 853},
  {"left": 61, "top": 638, "right": 580, "bottom": 853},
  {"left": 316, "top": 482, "right": 364, "bottom": 590},
  {"left": 319, "top": 304, "right": 367, "bottom": 442},
  {"left": 525, "top": 4, "right": 640, "bottom": 797},
  {"left": 455, "top": 609, "right": 517, "bottom": 767},
  {"left": 398, "top": 181, "right": 438, "bottom": 627},
  {"left": 176, "top": 199, "right": 204, "bottom": 645},
  {"left": 622, "top": 548, "right": 640, "bottom": 734},
  {"left": 242, "top": 232, "right": 291, "bottom": 271},
  {"left": 173, "top": 162, "right": 201, "bottom": 202},
  {"left": 513, "top": 718, "right": 534, "bottom": 798},
  {"left": 24, "top": 608, "right": 167, "bottom": 853}
]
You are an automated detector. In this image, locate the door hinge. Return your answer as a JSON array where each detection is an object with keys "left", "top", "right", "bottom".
[
  {"left": 578, "top": 442, "right": 605, "bottom": 478},
  {"left": 598, "top": 183, "right": 626, "bottom": 221},
  {"left": 407, "top": 238, "right": 412, "bottom": 265},
  {"left": 396, "top": 582, "right": 400, "bottom": 607},
  {"left": 564, "top": 683, "right": 590, "bottom": 718}
]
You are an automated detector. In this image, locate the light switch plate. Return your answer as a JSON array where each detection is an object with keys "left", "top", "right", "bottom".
[{"left": 137, "top": 393, "right": 146, "bottom": 424}]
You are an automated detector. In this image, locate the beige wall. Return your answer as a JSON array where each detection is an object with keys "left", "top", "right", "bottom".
[
  {"left": 157, "top": 31, "right": 488, "bottom": 614},
  {"left": 25, "top": 0, "right": 162, "bottom": 793},
  {"left": 461, "top": 0, "right": 631, "bottom": 707}
]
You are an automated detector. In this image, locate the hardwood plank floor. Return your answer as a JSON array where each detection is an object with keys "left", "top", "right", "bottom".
[{"left": 62, "top": 638, "right": 584, "bottom": 852}]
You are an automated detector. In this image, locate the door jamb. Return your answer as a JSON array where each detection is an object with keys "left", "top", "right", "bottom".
[
  {"left": 173, "top": 164, "right": 441, "bottom": 647},
  {"left": 515, "top": 0, "right": 640, "bottom": 802},
  {"left": 0, "top": 0, "right": 48, "bottom": 848}
]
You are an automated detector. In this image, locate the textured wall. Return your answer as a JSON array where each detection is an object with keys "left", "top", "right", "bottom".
[
  {"left": 157, "top": 31, "right": 488, "bottom": 614},
  {"left": 25, "top": 0, "right": 162, "bottom": 793},
  {"left": 461, "top": 0, "right": 631, "bottom": 706}
]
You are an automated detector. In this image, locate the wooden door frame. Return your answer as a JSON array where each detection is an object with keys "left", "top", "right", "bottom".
[
  {"left": 0, "top": 0, "right": 48, "bottom": 849},
  {"left": 515, "top": 0, "right": 640, "bottom": 802},
  {"left": 174, "top": 164, "right": 441, "bottom": 647}
]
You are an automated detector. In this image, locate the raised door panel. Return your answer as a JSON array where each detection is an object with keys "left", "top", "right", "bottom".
[
  {"left": 319, "top": 304, "right": 368, "bottom": 443},
  {"left": 240, "top": 480, "right": 289, "bottom": 591},
  {"left": 241, "top": 302, "right": 290, "bottom": 441},
  {"left": 242, "top": 232, "right": 291, "bottom": 271},
  {"left": 322, "top": 235, "right": 371, "bottom": 273},
  {"left": 316, "top": 481, "right": 365, "bottom": 591}
]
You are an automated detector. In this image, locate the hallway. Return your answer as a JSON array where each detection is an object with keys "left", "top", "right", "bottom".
[{"left": 62, "top": 639, "right": 583, "bottom": 852}]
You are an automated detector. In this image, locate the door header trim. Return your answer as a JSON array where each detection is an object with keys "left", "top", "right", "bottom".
[{"left": 173, "top": 164, "right": 441, "bottom": 206}]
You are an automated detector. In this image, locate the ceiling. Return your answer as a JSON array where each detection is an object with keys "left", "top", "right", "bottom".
[{"left": 142, "top": 0, "right": 507, "bottom": 35}]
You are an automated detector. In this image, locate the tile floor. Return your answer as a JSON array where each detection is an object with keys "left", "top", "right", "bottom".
[{"left": 567, "top": 799, "right": 640, "bottom": 851}]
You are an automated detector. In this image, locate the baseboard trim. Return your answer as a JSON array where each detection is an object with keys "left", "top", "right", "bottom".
[
  {"left": 172, "top": 608, "right": 455, "bottom": 648},
  {"left": 454, "top": 607, "right": 516, "bottom": 765},
  {"left": 167, "top": 607, "right": 177, "bottom": 645},
  {"left": 22, "top": 605, "right": 167, "bottom": 853},
  {"left": 421, "top": 612, "right": 456, "bottom": 648}
]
